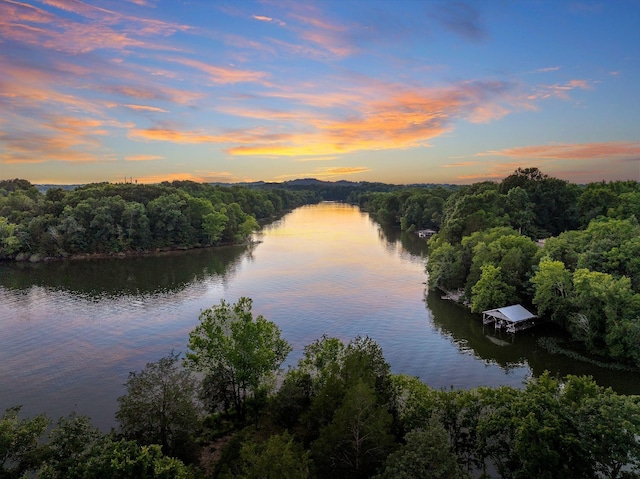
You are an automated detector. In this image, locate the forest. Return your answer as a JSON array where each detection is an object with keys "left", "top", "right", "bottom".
[
  {"left": 0, "top": 179, "right": 319, "bottom": 261},
  {"left": 2, "top": 169, "right": 640, "bottom": 478},
  {"left": 356, "top": 168, "right": 640, "bottom": 367},
  {"left": 3, "top": 297, "right": 639, "bottom": 479}
]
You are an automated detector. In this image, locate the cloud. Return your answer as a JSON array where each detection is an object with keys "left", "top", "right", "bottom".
[
  {"left": 253, "top": 14, "right": 285, "bottom": 26},
  {"left": 225, "top": 80, "right": 513, "bottom": 157},
  {"left": 124, "top": 154, "right": 164, "bottom": 161},
  {"left": 123, "top": 104, "right": 169, "bottom": 113},
  {"left": 535, "top": 66, "right": 561, "bottom": 73},
  {"left": 528, "top": 79, "right": 592, "bottom": 100},
  {"left": 128, "top": 127, "right": 227, "bottom": 144},
  {"left": 0, "top": 0, "right": 189, "bottom": 55},
  {"left": 477, "top": 141, "right": 640, "bottom": 160},
  {"left": 167, "top": 57, "right": 270, "bottom": 85}
]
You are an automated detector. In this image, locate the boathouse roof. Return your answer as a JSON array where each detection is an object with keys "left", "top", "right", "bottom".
[{"left": 482, "top": 304, "right": 537, "bottom": 323}]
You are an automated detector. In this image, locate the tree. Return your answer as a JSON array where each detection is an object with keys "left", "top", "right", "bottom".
[
  {"left": 376, "top": 420, "right": 464, "bottom": 479},
  {"left": 470, "top": 264, "right": 517, "bottom": 313},
  {"left": 222, "top": 431, "right": 312, "bottom": 479},
  {"left": 185, "top": 297, "right": 291, "bottom": 418},
  {"left": 73, "top": 439, "right": 191, "bottom": 479},
  {"left": 0, "top": 406, "right": 49, "bottom": 479},
  {"left": 38, "top": 414, "right": 103, "bottom": 479},
  {"left": 202, "top": 210, "right": 228, "bottom": 245},
  {"left": 531, "top": 258, "right": 574, "bottom": 325},
  {"left": 116, "top": 351, "right": 201, "bottom": 461},
  {"left": 311, "top": 380, "right": 395, "bottom": 479}
]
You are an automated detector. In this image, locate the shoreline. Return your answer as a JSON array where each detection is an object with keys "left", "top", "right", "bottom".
[{"left": 6, "top": 240, "right": 261, "bottom": 264}]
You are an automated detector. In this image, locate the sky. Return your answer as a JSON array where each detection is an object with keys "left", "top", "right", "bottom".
[{"left": 0, "top": 0, "right": 639, "bottom": 185}]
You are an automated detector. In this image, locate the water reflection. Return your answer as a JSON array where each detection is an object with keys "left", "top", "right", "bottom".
[
  {"left": 0, "top": 202, "right": 638, "bottom": 433},
  {"left": 0, "top": 245, "right": 248, "bottom": 297}
]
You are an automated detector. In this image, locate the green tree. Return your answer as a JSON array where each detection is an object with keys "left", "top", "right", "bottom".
[
  {"left": 202, "top": 210, "right": 228, "bottom": 245},
  {"left": 571, "top": 269, "right": 640, "bottom": 359},
  {"left": 185, "top": 297, "right": 291, "bottom": 418},
  {"left": 223, "top": 431, "right": 312, "bottom": 479},
  {"left": 470, "top": 264, "right": 517, "bottom": 313},
  {"left": 0, "top": 406, "right": 49, "bottom": 479},
  {"left": 375, "top": 420, "right": 464, "bottom": 479},
  {"left": 78, "top": 439, "right": 191, "bottom": 479},
  {"left": 38, "top": 414, "right": 102, "bottom": 479},
  {"left": 311, "top": 380, "right": 395, "bottom": 479},
  {"left": 425, "top": 238, "right": 465, "bottom": 292},
  {"left": 116, "top": 352, "right": 201, "bottom": 461},
  {"left": 531, "top": 258, "right": 574, "bottom": 325}
]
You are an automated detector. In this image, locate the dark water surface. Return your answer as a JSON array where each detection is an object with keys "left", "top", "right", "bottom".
[{"left": 1, "top": 203, "right": 638, "bottom": 429}]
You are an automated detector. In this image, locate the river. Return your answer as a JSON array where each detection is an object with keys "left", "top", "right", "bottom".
[{"left": 1, "top": 202, "right": 638, "bottom": 430}]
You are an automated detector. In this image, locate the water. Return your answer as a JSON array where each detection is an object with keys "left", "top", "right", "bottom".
[{"left": 1, "top": 203, "right": 638, "bottom": 430}]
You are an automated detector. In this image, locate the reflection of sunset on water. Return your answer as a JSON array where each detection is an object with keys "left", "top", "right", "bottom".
[{"left": 1, "top": 203, "right": 639, "bottom": 432}]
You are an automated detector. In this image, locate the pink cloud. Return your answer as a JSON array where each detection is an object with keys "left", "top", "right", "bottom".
[
  {"left": 168, "top": 57, "right": 270, "bottom": 85},
  {"left": 478, "top": 141, "right": 640, "bottom": 160}
]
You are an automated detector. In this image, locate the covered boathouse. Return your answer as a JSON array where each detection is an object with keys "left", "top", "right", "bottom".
[{"left": 482, "top": 304, "right": 538, "bottom": 333}]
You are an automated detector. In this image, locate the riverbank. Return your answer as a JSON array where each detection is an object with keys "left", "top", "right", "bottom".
[{"left": 8, "top": 240, "right": 262, "bottom": 264}]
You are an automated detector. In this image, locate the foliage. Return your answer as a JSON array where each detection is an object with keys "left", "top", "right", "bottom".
[
  {"left": 116, "top": 351, "right": 201, "bottom": 462},
  {"left": 0, "top": 179, "right": 317, "bottom": 261},
  {"left": 419, "top": 169, "right": 640, "bottom": 365},
  {"left": 0, "top": 406, "right": 49, "bottom": 479},
  {"left": 4, "top": 331, "right": 640, "bottom": 479},
  {"left": 219, "top": 431, "right": 311, "bottom": 479},
  {"left": 311, "top": 380, "right": 396, "bottom": 479},
  {"left": 375, "top": 419, "right": 464, "bottom": 479},
  {"left": 185, "top": 297, "right": 292, "bottom": 418},
  {"left": 470, "top": 264, "right": 517, "bottom": 313}
]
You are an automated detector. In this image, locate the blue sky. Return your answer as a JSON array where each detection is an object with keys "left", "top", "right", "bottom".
[{"left": 0, "top": 0, "right": 639, "bottom": 184}]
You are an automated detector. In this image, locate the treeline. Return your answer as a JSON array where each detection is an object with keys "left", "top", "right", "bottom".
[
  {"left": 3, "top": 298, "right": 639, "bottom": 478},
  {"left": 0, "top": 179, "right": 319, "bottom": 261},
  {"left": 356, "top": 168, "right": 640, "bottom": 366}
]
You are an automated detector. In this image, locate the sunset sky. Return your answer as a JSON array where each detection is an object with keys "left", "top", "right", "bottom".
[{"left": 1, "top": 0, "right": 639, "bottom": 185}]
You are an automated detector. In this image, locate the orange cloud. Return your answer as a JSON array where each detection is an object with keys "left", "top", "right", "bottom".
[
  {"left": 226, "top": 81, "right": 511, "bottom": 157},
  {"left": 128, "top": 127, "right": 227, "bottom": 143},
  {"left": 477, "top": 141, "right": 640, "bottom": 159},
  {"left": 168, "top": 57, "right": 270, "bottom": 85}
]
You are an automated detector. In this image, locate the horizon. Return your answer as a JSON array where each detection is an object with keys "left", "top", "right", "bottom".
[{"left": 1, "top": 1, "right": 639, "bottom": 185}]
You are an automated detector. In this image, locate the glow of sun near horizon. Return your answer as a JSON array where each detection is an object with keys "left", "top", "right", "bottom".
[{"left": 0, "top": 0, "right": 639, "bottom": 185}]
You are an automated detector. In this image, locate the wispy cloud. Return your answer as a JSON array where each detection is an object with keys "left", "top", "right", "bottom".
[
  {"left": 123, "top": 104, "right": 169, "bottom": 113},
  {"left": 168, "top": 57, "right": 270, "bottom": 85},
  {"left": 124, "top": 154, "right": 164, "bottom": 161},
  {"left": 477, "top": 141, "right": 640, "bottom": 159},
  {"left": 528, "top": 79, "right": 592, "bottom": 100},
  {"left": 253, "top": 14, "right": 285, "bottom": 26}
]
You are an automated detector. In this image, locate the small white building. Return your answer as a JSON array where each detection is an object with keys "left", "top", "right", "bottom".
[
  {"left": 417, "top": 229, "right": 437, "bottom": 238},
  {"left": 482, "top": 304, "right": 538, "bottom": 334}
]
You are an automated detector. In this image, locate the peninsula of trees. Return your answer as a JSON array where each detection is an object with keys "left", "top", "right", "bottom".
[{"left": 0, "top": 179, "right": 318, "bottom": 261}]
